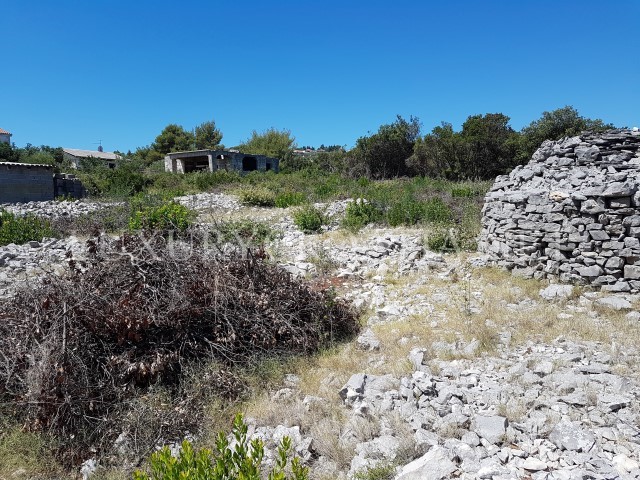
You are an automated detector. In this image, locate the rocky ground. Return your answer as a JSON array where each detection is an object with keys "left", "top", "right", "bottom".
[{"left": 2, "top": 194, "right": 640, "bottom": 479}]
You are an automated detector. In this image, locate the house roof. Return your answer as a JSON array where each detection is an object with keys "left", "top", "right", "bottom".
[
  {"left": 0, "top": 128, "right": 11, "bottom": 135},
  {"left": 63, "top": 148, "right": 121, "bottom": 161}
]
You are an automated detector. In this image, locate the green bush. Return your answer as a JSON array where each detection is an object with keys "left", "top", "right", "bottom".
[
  {"left": 425, "top": 226, "right": 458, "bottom": 252},
  {"left": 342, "top": 198, "right": 381, "bottom": 232},
  {"left": 133, "top": 414, "right": 308, "bottom": 480},
  {"left": 292, "top": 205, "right": 326, "bottom": 234},
  {"left": 450, "top": 186, "right": 481, "bottom": 198},
  {"left": 238, "top": 187, "right": 276, "bottom": 207},
  {"left": 275, "top": 191, "right": 306, "bottom": 208},
  {"left": 386, "top": 197, "right": 425, "bottom": 227},
  {"left": 422, "top": 198, "right": 452, "bottom": 224},
  {"left": 0, "top": 210, "right": 56, "bottom": 246},
  {"left": 214, "top": 220, "right": 277, "bottom": 246},
  {"left": 129, "top": 201, "right": 194, "bottom": 232}
]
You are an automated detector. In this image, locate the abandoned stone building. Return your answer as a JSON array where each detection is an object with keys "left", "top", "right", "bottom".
[{"left": 164, "top": 149, "right": 279, "bottom": 174}]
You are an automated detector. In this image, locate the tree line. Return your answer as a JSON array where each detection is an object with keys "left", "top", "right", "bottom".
[{"left": 0, "top": 106, "right": 614, "bottom": 181}]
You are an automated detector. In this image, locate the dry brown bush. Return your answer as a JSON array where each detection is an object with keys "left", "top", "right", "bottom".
[{"left": 0, "top": 233, "right": 358, "bottom": 467}]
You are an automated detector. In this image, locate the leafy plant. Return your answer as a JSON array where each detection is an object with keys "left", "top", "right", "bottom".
[
  {"left": 342, "top": 198, "right": 381, "bottom": 232},
  {"left": 0, "top": 210, "right": 56, "bottom": 246},
  {"left": 275, "top": 191, "right": 306, "bottom": 208},
  {"left": 133, "top": 414, "right": 308, "bottom": 480},
  {"left": 422, "top": 198, "right": 452, "bottom": 224},
  {"left": 353, "top": 462, "right": 397, "bottom": 480},
  {"left": 386, "top": 196, "right": 425, "bottom": 226},
  {"left": 129, "top": 201, "right": 194, "bottom": 232},
  {"left": 292, "top": 205, "right": 326, "bottom": 233},
  {"left": 238, "top": 187, "right": 276, "bottom": 207},
  {"left": 214, "top": 220, "right": 278, "bottom": 246}
]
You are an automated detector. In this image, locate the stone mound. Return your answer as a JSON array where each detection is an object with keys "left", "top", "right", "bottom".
[{"left": 479, "top": 128, "right": 640, "bottom": 291}]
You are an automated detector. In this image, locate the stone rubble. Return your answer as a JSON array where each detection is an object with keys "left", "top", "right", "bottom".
[
  {"left": 2, "top": 199, "right": 116, "bottom": 217},
  {"left": 479, "top": 129, "right": 640, "bottom": 291}
]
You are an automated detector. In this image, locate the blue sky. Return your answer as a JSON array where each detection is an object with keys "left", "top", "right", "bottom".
[{"left": 1, "top": 1, "right": 638, "bottom": 153}]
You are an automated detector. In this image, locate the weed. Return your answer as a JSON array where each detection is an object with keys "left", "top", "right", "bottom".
[
  {"left": 133, "top": 414, "right": 308, "bottom": 480},
  {"left": 353, "top": 462, "right": 397, "bottom": 480},
  {"left": 0, "top": 209, "right": 56, "bottom": 246},
  {"left": 342, "top": 199, "right": 382, "bottom": 232},
  {"left": 293, "top": 205, "right": 326, "bottom": 233},
  {"left": 239, "top": 187, "right": 277, "bottom": 207},
  {"left": 275, "top": 191, "right": 307, "bottom": 208},
  {"left": 129, "top": 201, "right": 195, "bottom": 232}
]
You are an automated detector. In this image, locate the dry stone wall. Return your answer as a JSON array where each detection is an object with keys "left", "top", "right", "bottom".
[{"left": 479, "top": 129, "right": 640, "bottom": 292}]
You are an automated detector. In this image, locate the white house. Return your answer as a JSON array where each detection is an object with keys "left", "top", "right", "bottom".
[
  {"left": 63, "top": 146, "right": 122, "bottom": 169},
  {"left": 0, "top": 128, "right": 12, "bottom": 144}
]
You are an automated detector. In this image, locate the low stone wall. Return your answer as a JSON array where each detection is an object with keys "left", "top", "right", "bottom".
[
  {"left": 478, "top": 129, "right": 640, "bottom": 292},
  {"left": 0, "top": 162, "right": 54, "bottom": 203}
]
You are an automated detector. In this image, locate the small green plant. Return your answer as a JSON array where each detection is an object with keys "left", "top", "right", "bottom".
[
  {"left": 386, "top": 196, "right": 425, "bottom": 227},
  {"left": 275, "top": 191, "right": 306, "bottom": 208},
  {"left": 133, "top": 414, "right": 308, "bottom": 480},
  {"left": 214, "top": 220, "right": 278, "bottom": 246},
  {"left": 0, "top": 210, "right": 56, "bottom": 246},
  {"left": 55, "top": 194, "right": 75, "bottom": 202},
  {"left": 422, "top": 198, "right": 452, "bottom": 224},
  {"left": 238, "top": 187, "right": 277, "bottom": 207},
  {"left": 292, "top": 205, "right": 326, "bottom": 233},
  {"left": 129, "top": 201, "right": 194, "bottom": 232},
  {"left": 425, "top": 226, "right": 458, "bottom": 252},
  {"left": 353, "top": 462, "right": 397, "bottom": 480},
  {"left": 342, "top": 198, "right": 381, "bottom": 232},
  {"left": 450, "top": 186, "right": 480, "bottom": 198}
]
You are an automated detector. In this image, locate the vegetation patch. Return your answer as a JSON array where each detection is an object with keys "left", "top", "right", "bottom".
[
  {"left": 129, "top": 201, "right": 195, "bottom": 232},
  {"left": 134, "top": 414, "right": 308, "bottom": 480},
  {"left": 293, "top": 205, "right": 327, "bottom": 233},
  {"left": 0, "top": 209, "right": 56, "bottom": 246},
  {"left": 238, "top": 187, "right": 277, "bottom": 207},
  {"left": 0, "top": 234, "right": 358, "bottom": 466},
  {"left": 342, "top": 199, "right": 382, "bottom": 232}
]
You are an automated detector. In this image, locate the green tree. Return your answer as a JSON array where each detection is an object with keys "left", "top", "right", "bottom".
[
  {"left": 518, "top": 106, "right": 613, "bottom": 162},
  {"left": 407, "top": 122, "right": 465, "bottom": 178},
  {"left": 0, "top": 142, "right": 21, "bottom": 162},
  {"left": 460, "top": 113, "right": 519, "bottom": 179},
  {"left": 352, "top": 115, "right": 421, "bottom": 179},
  {"left": 152, "top": 124, "right": 195, "bottom": 155},
  {"left": 238, "top": 128, "right": 296, "bottom": 161},
  {"left": 194, "top": 120, "right": 223, "bottom": 150}
]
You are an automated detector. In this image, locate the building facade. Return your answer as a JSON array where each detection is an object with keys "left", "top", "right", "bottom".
[
  {"left": 164, "top": 149, "right": 279, "bottom": 174},
  {"left": 63, "top": 147, "right": 122, "bottom": 169}
]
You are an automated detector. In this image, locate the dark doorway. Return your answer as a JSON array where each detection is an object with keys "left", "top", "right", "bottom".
[
  {"left": 242, "top": 156, "right": 257, "bottom": 172},
  {"left": 183, "top": 156, "right": 210, "bottom": 173},
  {"left": 266, "top": 162, "right": 272, "bottom": 171}
]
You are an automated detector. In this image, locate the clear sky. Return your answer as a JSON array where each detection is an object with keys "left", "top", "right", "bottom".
[{"left": 2, "top": 0, "right": 638, "bottom": 153}]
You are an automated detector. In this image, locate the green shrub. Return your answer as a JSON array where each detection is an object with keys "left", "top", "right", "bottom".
[
  {"left": 133, "top": 414, "right": 308, "bottom": 480},
  {"left": 386, "top": 197, "right": 425, "bottom": 227},
  {"left": 214, "top": 220, "right": 277, "bottom": 246},
  {"left": 450, "top": 186, "right": 481, "bottom": 198},
  {"left": 292, "top": 205, "right": 326, "bottom": 234},
  {"left": 275, "top": 191, "right": 306, "bottom": 208},
  {"left": 192, "top": 171, "right": 241, "bottom": 192},
  {"left": 353, "top": 463, "right": 397, "bottom": 480},
  {"left": 238, "top": 187, "right": 276, "bottom": 207},
  {"left": 0, "top": 210, "right": 56, "bottom": 246},
  {"left": 129, "top": 201, "right": 194, "bottom": 232},
  {"left": 422, "top": 198, "right": 452, "bottom": 224},
  {"left": 342, "top": 198, "right": 381, "bottom": 232},
  {"left": 425, "top": 226, "right": 458, "bottom": 252}
]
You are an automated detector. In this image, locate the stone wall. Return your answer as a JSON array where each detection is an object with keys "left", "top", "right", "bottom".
[
  {"left": 478, "top": 129, "right": 640, "bottom": 292},
  {"left": 0, "top": 162, "right": 55, "bottom": 203},
  {"left": 54, "top": 173, "right": 87, "bottom": 199}
]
